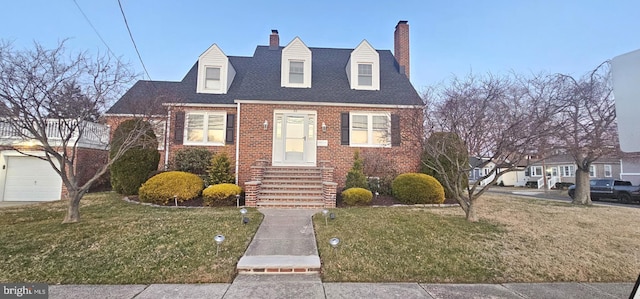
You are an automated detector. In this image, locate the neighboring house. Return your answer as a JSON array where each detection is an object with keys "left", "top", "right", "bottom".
[
  {"left": 0, "top": 120, "right": 110, "bottom": 202},
  {"left": 621, "top": 152, "right": 640, "bottom": 185},
  {"left": 105, "top": 21, "right": 423, "bottom": 208},
  {"left": 468, "top": 157, "right": 496, "bottom": 187},
  {"left": 524, "top": 154, "right": 622, "bottom": 189}
]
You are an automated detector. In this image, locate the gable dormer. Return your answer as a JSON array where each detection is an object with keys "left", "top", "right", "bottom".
[
  {"left": 346, "top": 40, "right": 380, "bottom": 90},
  {"left": 281, "top": 37, "right": 312, "bottom": 88},
  {"left": 197, "top": 44, "right": 236, "bottom": 94}
]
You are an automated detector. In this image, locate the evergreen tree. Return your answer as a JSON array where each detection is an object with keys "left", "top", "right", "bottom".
[
  {"left": 345, "top": 150, "right": 368, "bottom": 189},
  {"left": 207, "top": 151, "right": 235, "bottom": 185}
]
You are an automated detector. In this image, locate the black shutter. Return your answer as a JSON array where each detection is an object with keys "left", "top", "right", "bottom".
[
  {"left": 391, "top": 114, "right": 400, "bottom": 146},
  {"left": 340, "top": 112, "right": 350, "bottom": 145},
  {"left": 225, "top": 114, "right": 235, "bottom": 144},
  {"left": 174, "top": 111, "right": 185, "bottom": 145}
]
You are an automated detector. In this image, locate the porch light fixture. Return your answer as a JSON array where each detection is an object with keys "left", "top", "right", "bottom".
[
  {"left": 263, "top": 120, "right": 268, "bottom": 130},
  {"left": 214, "top": 234, "right": 225, "bottom": 256},
  {"left": 322, "top": 122, "right": 327, "bottom": 132}
]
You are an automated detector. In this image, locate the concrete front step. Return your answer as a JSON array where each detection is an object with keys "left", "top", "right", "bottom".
[
  {"left": 259, "top": 189, "right": 323, "bottom": 195},
  {"left": 261, "top": 184, "right": 323, "bottom": 189},
  {"left": 256, "top": 201, "right": 326, "bottom": 208},
  {"left": 237, "top": 255, "right": 321, "bottom": 274},
  {"left": 258, "top": 195, "right": 324, "bottom": 201}
]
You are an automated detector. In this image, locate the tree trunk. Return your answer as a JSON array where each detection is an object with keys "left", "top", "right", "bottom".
[
  {"left": 62, "top": 191, "right": 82, "bottom": 223},
  {"left": 465, "top": 201, "right": 479, "bottom": 222},
  {"left": 572, "top": 169, "right": 592, "bottom": 205}
]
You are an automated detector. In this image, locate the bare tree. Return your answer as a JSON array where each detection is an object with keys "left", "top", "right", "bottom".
[
  {"left": 0, "top": 40, "right": 153, "bottom": 223},
  {"left": 423, "top": 72, "right": 561, "bottom": 221},
  {"left": 554, "top": 62, "right": 618, "bottom": 205}
]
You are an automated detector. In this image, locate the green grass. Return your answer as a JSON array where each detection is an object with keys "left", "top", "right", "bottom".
[
  {"left": 314, "top": 207, "right": 505, "bottom": 283},
  {"left": 0, "top": 192, "right": 262, "bottom": 284}
]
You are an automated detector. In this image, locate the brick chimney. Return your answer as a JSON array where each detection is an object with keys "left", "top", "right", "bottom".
[
  {"left": 394, "top": 20, "right": 410, "bottom": 79},
  {"left": 269, "top": 29, "right": 279, "bottom": 50}
]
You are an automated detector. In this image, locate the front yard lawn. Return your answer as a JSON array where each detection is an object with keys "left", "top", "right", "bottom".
[
  {"left": 0, "top": 192, "right": 262, "bottom": 284},
  {"left": 315, "top": 194, "right": 640, "bottom": 283}
]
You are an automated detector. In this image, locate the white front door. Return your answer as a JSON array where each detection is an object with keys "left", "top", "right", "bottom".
[{"left": 273, "top": 111, "right": 316, "bottom": 166}]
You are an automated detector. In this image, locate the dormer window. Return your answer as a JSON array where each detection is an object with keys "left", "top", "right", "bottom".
[
  {"left": 346, "top": 40, "right": 380, "bottom": 90},
  {"left": 281, "top": 37, "right": 312, "bottom": 88},
  {"left": 358, "top": 64, "right": 372, "bottom": 86},
  {"left": 205, "top": 67, "right": 221, "bottom": 90},
  {"left": 196, "top": 44, "right": 235, "bottom": 94},
  {"left": 289, "top": 61, "right": 304, "bottom": 84}
]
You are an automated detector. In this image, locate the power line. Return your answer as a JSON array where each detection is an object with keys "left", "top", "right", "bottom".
[
  {"left": 72, "top": 0, "right": 118, "bottom": 58},
  {"left": 117, "top": 0, "right": 152, "bottom": 81}
]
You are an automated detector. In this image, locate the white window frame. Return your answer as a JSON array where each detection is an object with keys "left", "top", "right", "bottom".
[
  {"left": 358, "top": 63, "right": 373, "bottom": 86},
  {"left": 589, "top": 165, "right": 597, "bottom": 177},
  {"left": 349, "top": 112, "right": 391, "bottom": 147},
  {"left": 604, "top": 164, "right": 612, "bottom": 177},
  {"left": 289, "top": 60, "right": 304, "bottom": 84},
  {"left": 560, "top": 165, "right": 575, "bottom": 177},
  {"left": 204, "top": 66, "right": 221, "bottom": 90},
  {"left": 530, "top": 166, "right": 543, "bottom": 177},
  {"left": 183, "top": 111, "right": 226, "bottom": 146}
]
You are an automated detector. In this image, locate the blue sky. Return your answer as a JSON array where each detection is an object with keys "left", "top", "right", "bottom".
[{"left": 1, "top": 0, "right": 639, "bottom": 91}]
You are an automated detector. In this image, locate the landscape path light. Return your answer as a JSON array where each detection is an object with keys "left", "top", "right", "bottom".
[
  {"left": 214, "top": 234, "right": 225, "bottom": 256},
  {"left": 329, "top": 237, "right": 340, "bottom": 255},
  {"left": 322, "top": 209, "right": 329, "bottom": 226},
  {"left": 236, "top": 194, "right": 240, "bottom": 207},
  {"left": 240, "top": 208, "right": 248, "bottom": 224}
]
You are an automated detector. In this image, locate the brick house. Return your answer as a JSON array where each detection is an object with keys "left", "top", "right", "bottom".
[{"left": 105, "top": 21, "right": 424, "bottom": 208}]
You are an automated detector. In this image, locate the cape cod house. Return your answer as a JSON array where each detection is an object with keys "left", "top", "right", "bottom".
[{"left": 105, "top": 21, "right": 424, "bottom": 208}]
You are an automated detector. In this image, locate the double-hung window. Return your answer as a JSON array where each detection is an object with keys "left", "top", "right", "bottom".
[
  {"left": 289, "top": 61, "right": 304, "bottom": 84},
  {"left": 530, "top": 166, "right": 543, "bottom": 177},
  {"left": 589, "top": 165, "right": 597, "bottom": 177},
  {"left": 205, "top": 67, "right": 221, "bottom": 90},
  {"left": 350, "top": 113, "right": 390, "bottom": 147},
  {"left": 185, "top": 112, "right": 226, "bottom": 145},
  {"left": 560, "top": 165, "right": 575, "bottom": 177},
  {"left": 358, "top": 64, "right": 372, "bottom": 86},
  {"left": 604, "top": 165, "right": 612, "bottom": 177}
]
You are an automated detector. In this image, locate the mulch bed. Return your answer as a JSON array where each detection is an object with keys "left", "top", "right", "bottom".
[{"left": 126, "top": 195, "right": 459, "bottom": 208}]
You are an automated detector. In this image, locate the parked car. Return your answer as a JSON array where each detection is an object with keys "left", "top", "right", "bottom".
[{"left": 568, "top": 179, "right": 640, "bottom": 203}]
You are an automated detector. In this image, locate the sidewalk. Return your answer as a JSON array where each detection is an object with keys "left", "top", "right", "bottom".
[
  {"left": 48, "top": 280, "right": 634, "bottom": 298},
  {"left": 47, "top": 209, "right": 636, "bottom": 298}
]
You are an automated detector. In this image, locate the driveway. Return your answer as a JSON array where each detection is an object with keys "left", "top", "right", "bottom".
[{"left": 487, "top": 187, "right": 640, "bottom": 209}]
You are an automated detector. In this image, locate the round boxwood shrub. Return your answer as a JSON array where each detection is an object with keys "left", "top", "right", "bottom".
[
  {"left": 202, "top": 183, "right": 242, "bottom": 206},
  {"left": 392, "top": 173, "right": 445, "bottom": 204},
  {"left": 341, "top": 187, "right": 373, "bottom": 206},
  {"left": 138, "top": 171, "right": 204, "bottom": 205}
]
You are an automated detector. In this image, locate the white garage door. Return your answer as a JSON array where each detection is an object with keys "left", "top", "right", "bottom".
[{"left": 3, "top": 156, "right": 62, "bottom": 202}]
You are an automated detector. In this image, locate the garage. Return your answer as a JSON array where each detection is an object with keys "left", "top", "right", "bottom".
[{"left": 3, "top": 156, "right": 62, "bottom": 202}]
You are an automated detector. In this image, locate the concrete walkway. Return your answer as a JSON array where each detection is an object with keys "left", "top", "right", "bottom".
[
  {"left": 48, "top": 280, "right": 635, "bottom": 298},
  {"left": 237, "top": 209, "right": 321, "bottom": 273},
  {"left": 45, "top": 208, "right": 637, "bottom": 298}
]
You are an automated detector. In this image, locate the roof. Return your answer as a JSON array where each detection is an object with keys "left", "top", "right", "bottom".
[
  {"left": 107, "top": 45, "right": 422, "bottom": 114},
  {"left": 530, "top": 153, "right": 620, "bottom": 165}
]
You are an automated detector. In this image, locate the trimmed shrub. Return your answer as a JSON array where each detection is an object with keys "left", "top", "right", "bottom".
[
  {"left": 345, "top": 150, "right": 368, "bottom": 189},
  {"left": 341, "top": 187, "right": 373, "bottom": 206},
  {"left": 172, "top": 148, "right": 213, "bottom": 176},
  {"left": 202, "top": 183, "right": 242, "bottom": 206},
  {"left": 110, "top": 119, "right": 159, "bottom": 195},
  {"left": 392, "top": 173, "right": 445, "bottom": 204},
  {"left": 139, "top": 171, "right": 204, "bottom": 205},
  {"left": 207, "top": 151, "right": 235, "bottom": 185}
]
